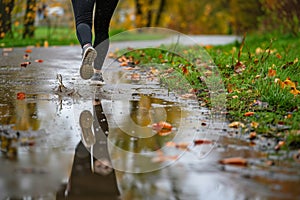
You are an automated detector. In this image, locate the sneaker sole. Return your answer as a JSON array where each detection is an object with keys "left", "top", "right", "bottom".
[
  {"left": 79, "top": 110, "right": 95, "bottom": 147},
  {"left": 80, "top": 47, "right": 97, "bottom": 80}
]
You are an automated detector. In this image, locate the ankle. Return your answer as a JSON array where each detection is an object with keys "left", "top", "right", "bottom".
[
  {"left": 83, "top": 43, "right": 92, "bottom": 49},
  {"left": 94, "top": 69, "right": 101, "bottom": 74}
]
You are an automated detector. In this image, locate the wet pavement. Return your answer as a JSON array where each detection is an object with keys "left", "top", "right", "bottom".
[{"left": 1, "top": 36, "right": 300, "bottom": 200}]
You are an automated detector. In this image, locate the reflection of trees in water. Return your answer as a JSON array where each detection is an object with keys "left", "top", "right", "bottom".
[
  {"left": 12, "top": 95, "right": 40, "bottom": 131},
  {"left": 112, "top": 94, "right": 184, "bottom": 153},
  {"left": 0, "top": 94, "right": 41, "bottom": 159}
]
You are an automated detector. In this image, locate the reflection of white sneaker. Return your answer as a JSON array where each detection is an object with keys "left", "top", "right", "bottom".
[
  {"left": 79, "top": 110, "right": 95, "bottom": 148},
  {"left": 94, "top": 159, "right": 113, "bottom": 175},
  {"left": 90, "top": 72, "right": 106, "bottom": 85},
  {"left": 80, "top": 46, "right": 97, "bottom": 80}
]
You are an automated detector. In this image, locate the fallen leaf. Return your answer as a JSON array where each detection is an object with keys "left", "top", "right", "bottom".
[
  {"left": 249, "top": 132, "right": 257, "bottom": 140},
  {"left": 25, "top": 49, "right": 32, "bottom": 53},
  {"left": 276, "top": 53, "right": 282, "bottom": 59},
  {"left": 108, "top": 52, "right": 116, "bottom": 58},
  {"left": 152, "top": 121, "right": 172, "bottom": 133},
  {"left": 274, "top": 141, "right": 285, "bottom": 151},
  {"left": 20, "top": 62, "right": 31, "bottom": 67},
  {"left": 234, "top": 61, "right": 246, "bottom": 74},
  {"left": 120, "top": 62, "right": 128, "bottom": 67},
  {"left": 228, "top": 121, "right": 245, "bottom": 128},
  {"left": 251, "top": 121, "right": 259, "bottom": 128},
  {"left": 17, "top": 92, "right": 26, "bottom": 100},
  {"left": 268, "top": 69, "right": 276, "bottom": 77},
  {"left": 283, "top": 78, "right": 296, "bottom": 88},
  {"left": 193, "top": 139, "right": 212, "bottom": 145},
  {"left": 244, "top": 112, "right": 255, "bottom": 117},
  {"left": 219, "top": 157, "right": 247, "bottom": 166},
  {"left": 181, "top": 93, "right": 197, "bottom": 99},
  {"left": 290, "top": 87, "right": 300, "bottom": 96}
]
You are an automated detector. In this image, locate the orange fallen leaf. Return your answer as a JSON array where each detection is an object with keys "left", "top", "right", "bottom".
[
  {"left": 276, "top": 53, "right": 282, "bottom": 59},
  {"left": 17, "top": 92, "right": 26, "bottom": 100},
  {"left": 120, "top": 62, "right": 128, "bottom": 67},
  {"left": 152, "top": 121, "right": 172, "bottom": 132},
  {"left": 158, "top": 129, "right": 172, "bottom": 136},
  {"left": 194, "top": 139, "right": 212, "bottom": 145},
  {"left": 275, "top": 141, "right": 285, "bottom": 151},
  {"left": 249, "top": 132, "right": 257, "bottom": 140},
  {"left": 268, "top": 69, "right": 276, "bottom": 77},
  {"left": 173, "top": 142, "right": 190, "bottom": 150},
  {"left": 290, "top": 87, "right": 300, "bottom": 96},
  {"left": 25, "top": 49, "right": 32, "bottom": 53},
  {"left": 283, "top": 78, "right": 296, "bottom": 88},
  {"left": 251, "top": 121, "right": 259, "bottom": 128},
  {"left": 219, "top": 157, "right": 247, "bottom": 166},
  {"left": 244, "top": 112, "right": 255, "bottom": 117}
]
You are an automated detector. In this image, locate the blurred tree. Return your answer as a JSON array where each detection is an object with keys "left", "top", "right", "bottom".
[
  {"left": 23, "top": 0, "right": 36, "bottom": 38},
  {"left": 0, "top": 0, "right": 15, "bottom": 39},
  {"left": 260, "top": 0, "right": 300, "bottom": 36},
  {"left": 229, "top": 0, "right": 263, "bottom": 35}
]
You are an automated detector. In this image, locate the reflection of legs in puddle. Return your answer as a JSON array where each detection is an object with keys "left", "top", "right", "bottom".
[
  {"left": 56, "top": 95, "right": 120, "bottom": 199},
  {"left": 92, "top": 95, "right": 113, "bottom": 175}
]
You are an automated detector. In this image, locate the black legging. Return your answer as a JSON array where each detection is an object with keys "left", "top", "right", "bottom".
[{"left": 71, "top": 0, "right": 119, "bottom": 70}]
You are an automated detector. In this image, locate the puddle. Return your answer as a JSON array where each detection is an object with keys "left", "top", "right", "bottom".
[{"left": 0, "top": 49, "right": 299, "bottom": 199}]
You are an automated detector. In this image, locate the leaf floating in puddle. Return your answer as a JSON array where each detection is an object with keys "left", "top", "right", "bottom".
[
  {"left": 158, "top": 129, "right": 172, "bottom": 136},
  {"left": 17, "top": 92, "right": 26, "bottom": 100},
  {"left": 219, "top": 157, "right": 248, "bottom": 166},
  {"left": 193, "top": 139, "right": 212, "bottom": 145},
  {"left": 152, "top": 121, "right": 173, "bottom": 136}
]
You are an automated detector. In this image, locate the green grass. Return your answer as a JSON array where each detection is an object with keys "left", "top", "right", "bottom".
[
  {"left": 0, "top": 26, "right": 167, "bottom": 47},
  {"left": 118, "top": 33, "right": 300, "bottom": 150}
]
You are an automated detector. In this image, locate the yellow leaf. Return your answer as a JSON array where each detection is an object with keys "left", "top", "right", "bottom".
[
  {"left": 290, "top": 87, "right": 300, "bottom": 96},
  {"left": 229, "top": 121, "right": 245, "bottom": 128},
  {"left": 251, "top": 121, "right": 259, "bottom": 128}
]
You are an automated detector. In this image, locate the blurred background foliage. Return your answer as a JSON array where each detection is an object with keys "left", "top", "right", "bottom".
[{"left": 0, "top": 0, "right": 299, "bottom": 44}]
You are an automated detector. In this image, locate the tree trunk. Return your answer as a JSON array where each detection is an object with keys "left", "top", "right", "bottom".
[
  {"left": 154, "top": 0, "right": 166, "bottom": 26},
  {"left": 23, "top": 0, "right": 36, "bottom": 38},
  {"left": 0, "top": 0, "right": 15, "bottom": 39},
  {"left": 146, "top": 0, "right": 154, "bottom": 27},
  {"left": 134, "top": 0, "right": 143, "bottom": 28}
]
